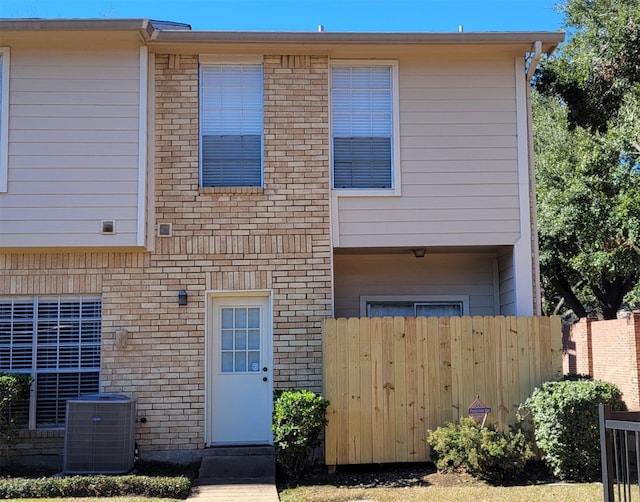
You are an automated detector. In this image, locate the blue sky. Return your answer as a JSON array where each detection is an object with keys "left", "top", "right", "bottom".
[{"left": 0, "top": 0, "right": 564, "bottom": 32}]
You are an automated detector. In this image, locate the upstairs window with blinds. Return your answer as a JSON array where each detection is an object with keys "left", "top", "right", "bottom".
[
  {"left": 0, "top": 296, "right": 101, "bottom": 429},
  {"left": 331, "top": 64, "right": 394, "bottom": 189},
  {"left": 200, "top": 63, "right": 263, "bottom": 187}
]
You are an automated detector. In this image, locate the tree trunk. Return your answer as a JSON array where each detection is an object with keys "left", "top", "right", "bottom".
[{"left": 550, "top": 275, "right": 588, "bottom": 318}]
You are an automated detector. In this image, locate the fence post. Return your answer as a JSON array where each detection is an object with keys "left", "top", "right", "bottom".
[{"left": 600, "top": 403, "right": 614, "bottom": 502}]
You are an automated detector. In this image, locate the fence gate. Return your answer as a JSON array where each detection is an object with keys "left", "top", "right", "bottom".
[{"left": 600, "top": 403, "right": 640, "bottom": 501}]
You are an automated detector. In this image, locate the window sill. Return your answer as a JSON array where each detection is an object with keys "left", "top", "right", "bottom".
[
  {"left": 199, "top": 186, "right": 265, "bottom": 195},
  {"left": 332, "top": 187, "right": 401, "bottom": 197}
]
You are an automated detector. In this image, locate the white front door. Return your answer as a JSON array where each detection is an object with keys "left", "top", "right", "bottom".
[{"left": 206, "top": 293, "right": 273, "bottom": 445}]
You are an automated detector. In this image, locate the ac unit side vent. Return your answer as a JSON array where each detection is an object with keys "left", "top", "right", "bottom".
[{"left": 64, "top": 394, "right": 136, "bottom": 474}]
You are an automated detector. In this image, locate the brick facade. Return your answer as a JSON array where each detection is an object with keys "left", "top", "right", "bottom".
[
  {"left": 564, "top": 313, "right": 640, "bottom": 409},
  {"left": 0, "top": 53, "right": 332, "bottom": 458}
]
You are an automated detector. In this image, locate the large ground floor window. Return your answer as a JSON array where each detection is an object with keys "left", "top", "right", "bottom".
[
  {"left": 361, "top": 295, "right": 468, "bottom": 318},
  {"left": 0, "top": 295, "right": 101, "bottom": 429}
]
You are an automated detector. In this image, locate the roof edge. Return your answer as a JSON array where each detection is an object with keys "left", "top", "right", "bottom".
[
  {"left": 0, "top": 18, "right": 564, "bottom": 53},
  {"left": 151, "top": 30, "right": 564, "bottom": 53}
]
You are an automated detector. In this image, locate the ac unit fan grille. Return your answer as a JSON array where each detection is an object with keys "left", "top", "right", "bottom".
[{"left": 64, "top": 395, "right": 136, "bottom": 474}]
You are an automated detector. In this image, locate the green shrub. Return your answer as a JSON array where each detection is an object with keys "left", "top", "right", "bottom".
[
  {"left": 520, "top": 376, "right": 626, "bottom": 481},
  {"left": 0, "top": 373, "right": 33, "bottom": 470},
  {"left": 427, "top": 416, "right": 533, "bottom": 482},
  {"left": 0, "top": 474, "right": 192, "bottom": 499},
  {"left": 273, "top": 389, "right": 329, "bottom": 481}
]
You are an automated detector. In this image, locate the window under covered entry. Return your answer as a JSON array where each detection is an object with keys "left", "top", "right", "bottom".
[
  {"left": 0, "top": 295, "right": 101, "bottom": 429},
  {"left": 361, "top": 295, "right": 468, "bottom": 318}
]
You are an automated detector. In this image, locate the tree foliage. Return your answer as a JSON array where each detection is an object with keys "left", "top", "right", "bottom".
[{"left": 534, "top": 0, "right": 640, "bottom": 319}]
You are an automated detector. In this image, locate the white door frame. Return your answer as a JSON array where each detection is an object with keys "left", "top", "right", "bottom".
[{"left": 204, "top": 289, "right": 273, "bottom": 446}]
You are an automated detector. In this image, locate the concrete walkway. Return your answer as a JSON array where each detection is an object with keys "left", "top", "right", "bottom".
[
  {"left": 189, "top": 481, "right": 279, "bottom": 502},
  {"left": 187, "top": 447, "right": 279, "bottom": 502}
]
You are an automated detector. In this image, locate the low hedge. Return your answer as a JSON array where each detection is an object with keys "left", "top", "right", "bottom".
[{"left": 0, "top": 473, "right": 192, "bottom": 499}]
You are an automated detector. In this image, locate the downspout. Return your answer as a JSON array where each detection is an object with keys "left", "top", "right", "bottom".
[{"left": 526, "top": 40, "right": 543, "bottom": 315}]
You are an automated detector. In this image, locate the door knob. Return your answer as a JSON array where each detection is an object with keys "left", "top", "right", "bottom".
[
  {"left": 263, "top": 367, "right": 268, "bottom": 372},
  {"left": 263, "top": 377, "right": 268, "bottom": 382}
]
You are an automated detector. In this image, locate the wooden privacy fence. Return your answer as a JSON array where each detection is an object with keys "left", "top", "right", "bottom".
[{"left": 323, "top": 315, "right": 563, "bottom": 466}]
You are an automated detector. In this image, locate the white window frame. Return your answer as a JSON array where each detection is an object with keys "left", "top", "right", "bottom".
[
  {"left": 198, "top": 55, "right": 264, "bottom": 188},
  {"left": 360, "top": 295, "right": 469, "bottom": 318},
  {"left": 0, "top": 295, "right": 102, "bottom": 430},
  {"left": 0, "top": 47, "right": 10, "bottom": 193},
  {"left": 330, "top": 59, "right": 401, "bottom": 197}
]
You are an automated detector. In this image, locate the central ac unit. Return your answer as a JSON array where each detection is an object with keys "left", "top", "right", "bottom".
[{"left": 64, "top": 394, "right": 136, "bottom": 474}]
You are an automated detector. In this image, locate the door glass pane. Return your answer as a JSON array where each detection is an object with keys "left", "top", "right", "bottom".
[
  {"left": 234, "top": 331, "right": 247, "bottom": 350},
  {"left": 221, "top": 352, "right": 233, "bottom": 372},
  {"left": 248, "top": 308, "right": 260, "bottom": 328},
  {"left": 248, "top": 351, "right": 260, "bottom": 372},
  {"left": 219, "top": 306, "right": 261, "bottom": 373},
  {"left": 248, "top": 330, "right": 260, "bottom": 350},
  {"left": 221, "top": 331, "right": 233, "bottom": 350},
  {"left": 234, "top": 352, "right": 247, "bottom": 372},
  {"left": 221, "top": 308, "right": 233, "bottom": 329},
  {"left": 235, "top": 309, "right": 247, "bottom": 328}
]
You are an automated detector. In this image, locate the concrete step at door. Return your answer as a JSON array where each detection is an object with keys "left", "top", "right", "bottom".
[{"left": 196, "top": 446, "right": 275, "bottom": 484}]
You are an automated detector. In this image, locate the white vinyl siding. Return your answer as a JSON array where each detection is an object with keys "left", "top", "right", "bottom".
[
  {"left": 498, "top": 247, "right": 516, "bottom": 315},
  {"left": 0, "top": 295, "right": 101, "bottom": 429},
  {"left": 332, "top": 52, "right": 522, "bottom": 248},
  {"left": 200, "top": 63, "right": 263, "bottom": 187},
  {"left": 0, "top": 47, "right": 9, "bottom": 192},
  {"left": 334, "top": 252, "right": 497, "bottom": 318},
  {"left": 0, "top": 46, "right": 144, "bottom": 248}
]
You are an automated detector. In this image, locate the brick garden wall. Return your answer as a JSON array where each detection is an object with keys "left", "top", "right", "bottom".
[
  {"left": 563, "top": 312, "right": 640, "bottom": 409},
  {"left": 0, "top": 52, "right": 332, "bottom": 459}
]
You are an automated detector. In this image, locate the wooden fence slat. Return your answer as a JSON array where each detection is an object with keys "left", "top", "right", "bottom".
[
  {"left": 450, "top": 316, "right": 462, "bottom": 423},
  {"left": 405, "top": 317, "right": 419, "bottom": 461},
  {"left": 324, "top": 315, "right": 563, "bottom": 466},
  {"left": 426, "top": 316, "right": 440, "bottom": 440},
  {"left": 495, "top": 316, "right": 510, "bottom": 428},
  {"left": 529, "top": 316, "right": 541, "bottom": 396},
  {"left": 415, "top": 317, "right": 428, "bottom": 461},
  {"left": 336, "top": 318, "right": 350, "bottom": 465},
  {"left": 347, "top": 317, "right": 361, "bottom": 464},
  {"left": 439, "top": 316, "right": 453, "bottom": 425},
  {"left": 371, "top": 318, "right": 385, "bottom": 463},
  {"left": 382, "top": 316, "right": 396, "bottom": 463},
  {"left": 359, "top": 317, "right": 373, "bottom": 464},
  {"left": 472, "top": 316, "right": 487, "bottom": 407},
  {"left": 323, "top": 317, "right": 337, "bottom": 466},
  {"left": 460, "top": 316, "right": 474, "bottom": 419},
  {"left": 484, "top": 316, "right": 498, "bottom": 424},
  {"left": 394, "top": 316, "right": 408, "bottom": 462},
  {"left": 517, "top": 316, "right": 531, "bottom": 405}
]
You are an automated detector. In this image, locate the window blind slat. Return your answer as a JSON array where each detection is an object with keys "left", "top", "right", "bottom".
[
  {"left": 202, "top": 134, "right": 261, "bottom": 187},
  {"left": 333, "top": 137, "right": 392, "bottom": 188}
]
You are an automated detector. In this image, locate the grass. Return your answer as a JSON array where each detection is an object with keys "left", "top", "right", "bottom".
[
  {"left": 279, "top": 482, "right": 604, "bottom": 502},
  {"left": 276, "top": 461, "right": 607, "bottom": 502}
]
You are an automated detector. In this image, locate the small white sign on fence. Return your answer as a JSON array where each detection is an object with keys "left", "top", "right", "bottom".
[{"left": 468, "top": 396, "right": 491, "bottom": 425}]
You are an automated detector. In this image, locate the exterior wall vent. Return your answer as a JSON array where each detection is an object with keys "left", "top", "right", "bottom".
[
  {"left": 63, "top": 394, "right": 136, "bottom": 474},
  {"left": 158, "top": 223, "right": 172, "bottom": 237},
  {"left": 101, "top": 220, "right": 116, "bottom": 234}
]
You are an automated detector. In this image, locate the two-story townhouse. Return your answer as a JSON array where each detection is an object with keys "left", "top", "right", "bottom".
[{"left": 0, "top": 19, "right": 563, "bottom": 466}]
